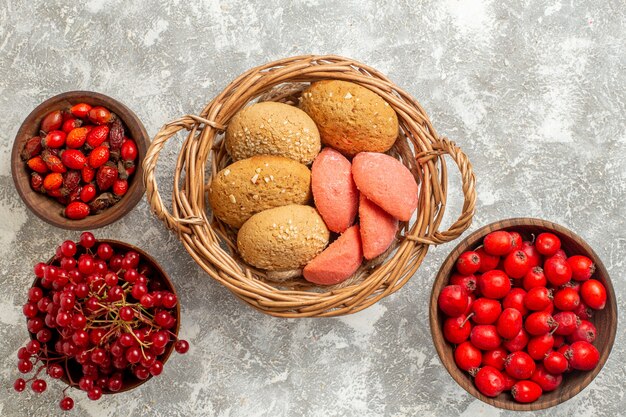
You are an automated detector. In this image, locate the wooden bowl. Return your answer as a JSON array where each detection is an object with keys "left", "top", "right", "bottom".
[
  {"left": 30, "top": 239, "right": 180, "bottom": 394},
  {"left": 429, "top": 218, "right": 617, "bottom": 410},
  {"left": 11, "top": 91, "right": 149, "bottom": 230}
]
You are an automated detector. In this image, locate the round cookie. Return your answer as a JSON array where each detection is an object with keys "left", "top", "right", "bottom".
[
  {"left": 225, "top": 101, "right": 321, "bottom": 164},
  {"left": 209, "top": 155, "right": 312, "bottom": 229},
  {"left": 299, "top": 80, "right": 399, "bottom": 156},
  {"left": 237, "top": 205, "right": 330, "bottom": 271}
]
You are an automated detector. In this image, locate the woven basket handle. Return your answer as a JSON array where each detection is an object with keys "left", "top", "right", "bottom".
[
  {"left": 142, "top": 115, "right": 223, "bottom": 234},
  {"left": 408, "top": 138, "right": 476, "bottom": 246}
]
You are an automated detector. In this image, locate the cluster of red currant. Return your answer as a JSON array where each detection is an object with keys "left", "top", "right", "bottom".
[
  {"left": 14, "top": 232, "right": 189, "bottom": 411},
  {"left": 439, "top": 230, "right": 607, "bottom": 403}
]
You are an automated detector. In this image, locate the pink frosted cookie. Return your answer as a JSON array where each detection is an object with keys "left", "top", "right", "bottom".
[
  {"left": 359, "top": 194, "right": 398, "bottom": 260},
  {"left": 303, "top": 225, "right": 363, "bottom": 285},
  {"left": 311, "top": 147, "right": 359, "bottom": 233},
  {"left": 352, "top": 152, "right": 418, "bottom": 221}
]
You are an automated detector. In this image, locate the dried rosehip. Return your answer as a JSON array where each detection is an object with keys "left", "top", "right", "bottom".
[
  {"left": 96, "top": 165, "right": 118, "bottom": 191},
  {"left": 88, "top": 106, "right": 112, "bottom": 125},
  {"left": 70, "top": 102, "right": 92, "bottom": 118},
  {"left": 82, "top": 166, "right": 95, "bottom": 183},
  {"left": 86, "top": 125, "right": 110, "bottom": 148},
  {"left": 30, "top": 172, "right": 44, "bottom": 191},
  {"left": 62, "top": 170, "right": 81, "bottom": 192},
  {"left": 42, "top": 130, "right": 67, "bottom": 149},
  {"left": 21, "top": 136, "right": 43, "bottom": 161},
  {"left": 89, "top": 192, "right": 118, "bottom": 213},
  {"left": 62, "top": 118, "right": 82, "bottom": 133},
  {"left": 41, "top": 151, "right": 66, "bottom": 173},
  {"left": 121, "top": 139, "right": 138, "bottom": 161},
  {"left": 64, "top": 201, "right": 90, "bottom": 219},
  {"left": 112, "top": 179, "right": 128, "bottom": 197},
  {"left": 89, "top": 146, "right": 110, "bottom": 169},
  {"left": 40, "top": 110, "right": 63, "bottom": 133},
  {"left": 66, "top": 127, "right": 89, "bottom": 149},
  {"left": 43, "top": 173, "right": 63, "bottom": 191},
  {"left": 109, "top": 118, "right": 124, "bottom": 151},
  {"left": 27, "top": 156, "right": 49, "bottom": 174},
  {"left": 61, "top": 149, "right": 87, "bottom": 170}
]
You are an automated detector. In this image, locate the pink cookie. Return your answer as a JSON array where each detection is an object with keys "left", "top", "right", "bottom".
[
  {"left": 303, "top": 225, "right": 363, "bottom": 285},
  {"left": 359, "top": 194, "right": 398, "bottom": 260},
  {"left": 311, "top": 147, "right": 359, "bottom": 233},
  {"left": 352, "top": 152, "right": 418, "bottom": 221}
]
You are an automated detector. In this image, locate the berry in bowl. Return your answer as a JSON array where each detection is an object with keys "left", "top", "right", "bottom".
[
  {"left": 11, "top": 91, "right": 149, "bottom": 230},
  {"left": 429, "top": 218, "right": 617, "bottom": 410},
  {"left": 13, "top": 232, "right": 188, "bottom": 411}
]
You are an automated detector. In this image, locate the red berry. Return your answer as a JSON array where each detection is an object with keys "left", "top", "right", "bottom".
[
  {"left": 108, "top": 375, "right": 123, "bottom": 392},
  {"left": 113, "top": 178, "right": 129, "bottom": 196},
  {"left": 60, "top": 396, "right": 74, "bottom": 411},
  {"left": 25, "top": 339, "right": 41, "bottom": 354},
  {"left": 80, "top": 232, "right": 96, "bottom": 248},
  {"left": 525, "top": 311, "right": 557, "bottom": 336},
  {"left": 496, "top": 308, "right": 523, "bottom": 340},
  {"left": 567, "top": 341, "right": 600, "bottom": 371},
  {"left": 567, "top": 255, "right": 595, "bottom": 281},
  {"left": 31, "top": 379, "right": 47, "bottom": 394},
  {"left": 41, "top": 110, "right": 63, "bottom": 132},
  {"left": 568, "top": 319, "right": 597, "bottom": 343},
  {"left": 88, "top": 145, "right": 110, "bottom": 168},
  {"left": 454, "top": 341, "right": 482, "bottom": 373},
  {"left": 544, "top": 351, "right": 569, "bottom": 374},
  {"left": 474, "top": 366, "right": 506, "bottom": 397},
  {"left": 65, "top": 201, "right": 90, "bottom": 220},
  {"left": 471, "top": 298, "right": 502, "bottom": 324},
  {"left": 481, "top": 348, "right": 508, "bottom": 371},
  {"left": 505, "top": 351, "right": 536, "bottom": 380},
  {"left": 511, "top": 380, "right": 542, "bottom": 403},
  {"left": 535, "top": 233, "right": 561, "bottom": 256},
  {"left": 87, "top": 386, "right": 103, "bottom": 401},
  {"left": 503, "top": 250, "right": 531, "bottom": 279},
  {"left": 149, "top": 361, "right": 164, "bottom": 376},
  {"left": 476, "top": 247, "right": 499, "bottom": 273},
  {"left": 22, "top": 303, "right": 38, "bottom": 318},
  {"left": 527, "top": 333, "right": 554, "bottom": 360},
  {"left": 449, "top": 273, "right": 477, "bottom": 293},
  {"left": 544, "top": 256, "right": 572, "bottom": 286},
  {"left": 88, "top": 106, "right": 112, "bottom": 125},
  {"left": 175, "top": 339, "right": 190, "bottom": 354},
  {"left": 478, "top": 270, "right": 511, "bottom": 299},
  {"left": 438, "top": 285, "right": 468, "bottom": 317},
  {"left": 483, "top": 231, "right": 514, "bottom": 256},
  {"left": 43, "top": 130, "right": 67, "bottom": 148},
  {"left": 119, "top": 306, "right": 135, "bottom": 321},
  {"left": 97, "top": 243, "right": 114, "bottom": 260},
  {"left": 470, "top": 325, "right": 501, "bottom": 350},
  {"left": 522, "top": 266, "right": 546, "bottom": 291},
  {"left": 456, "top": 251, "right": 481, "bottom": 275},
  {"left": 443, "top": 315, "right": 472, "bottom": 344},
  {"left": 553, "top": 311, "right": 580, "bottom": 336},
  {"left": 531, "top": 364, "right": 562, "bottom": 392},
  {"left": 47, "top": 363, "right": 64, "bottom": 379},
  {"left": 162, "top": 292, "right": 178, "bottom": 309},
  {"left": 14, "top": 378, "right": 26, "bottom": 392},
  {"left": 580, "top": 279, "right": 607, "bottom": 310},
  {"left": 125, "top": 346, "right": 142, "bottom": 363},
  {"left": 502, "top": 288, "right": 528, "bottom": 316},
  {"left": 66, "top": 126, "right": 90, "bottom": 148},
  {"left": 121, "top": 139, "right": 138, "bottom": 161},
  {"left": 524, "top": 286, "right": 552, "bottom": 311},
  {"left": 553, "top": 287, "right": 580, "bottom": 311},
  {"left": 521, "top": 241, "right": 542, "bottom": 268},
  {"left": 71, "top": 102, "right": 92, "bottom": 118},
  {"left": 61, "top": 149, "right": 87, "bottom": 170}
]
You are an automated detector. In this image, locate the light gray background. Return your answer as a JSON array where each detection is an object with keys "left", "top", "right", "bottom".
[{"left": 0, "top": 0, "right": 624, "bottom": 416}]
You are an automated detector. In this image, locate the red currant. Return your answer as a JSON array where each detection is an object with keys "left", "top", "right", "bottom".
[
  {"left": 60, "top": 397, "right": 74, "bottom": 411},
  {"left": 175, "top": 339, "right": 190, "bottom": 354}
]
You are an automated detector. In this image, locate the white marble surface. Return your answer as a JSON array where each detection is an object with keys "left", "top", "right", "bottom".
[{"left": 0, "top": 0, "right": 625, "bottom": 416}]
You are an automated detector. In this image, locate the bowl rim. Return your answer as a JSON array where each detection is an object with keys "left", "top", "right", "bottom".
[
  {"left": 429, "top": 217, "right": 618, "bottom": 411},
  {"left": 11, "top": 90, "right": 149, "bottom": 230},
  {"left": 29, "top": 238, "right": 181, "bottom": 394}
]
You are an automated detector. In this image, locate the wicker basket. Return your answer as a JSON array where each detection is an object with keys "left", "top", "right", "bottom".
[{"left": 143, "top": 55, "right": 476, "bottom": 318}]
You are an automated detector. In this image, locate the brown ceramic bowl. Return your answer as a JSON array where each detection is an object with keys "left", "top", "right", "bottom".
[
  {"left": 12, "top": 91, "right": 149, "bottom": 230},
  {"left": 30, "top": 239, "right": 180, "bottom": 393},
  {"left": 429, "top": 218, "right": 617, "bottom": 411}
]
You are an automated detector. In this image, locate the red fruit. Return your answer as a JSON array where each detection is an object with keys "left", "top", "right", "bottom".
[
  {"left": 544, "top": 257, "right": 572, "bottom": 286},
  {"left": 63, "top": 170, "right": 81, "bottom": 191},
  {"left": 474, "top": 366, "right": 506, "bottom": 397},
  {"left": 70, "top": 102, "right": 92, "bottom": 118},
  {"left": 80, "top": 184, "right": 97, "bottom": 203},
  {"left": 523, "top": 266, "right": 546, "bottom": 291},
  {"left": 553, "top": 335, "right": 565, "bottom": 348},
  {"left": 88, "top": 145, "right": 110, "bottom": 168},
  {"left": 88, "top": 106, "right": 112, "bottom": 125},
  {"left": 535, "top": 233, "right": 561, "bottom": 256},
  {"left": 524, "top": 286, "right": 552, "bottom": 311},
  {"left": 66, "top": 127, "right": 90, "bottom": 148},
  {"left": 567, "top": 341, "right": 600, "bottom": 371},
  {"left": 41, "top": 110, "right": 63, "bottom": 132},
  {"left": 43, "top": 130, "right": 67, "bottom": 148},
  {"left": 476, "top": 247, "right": 499, "bottom": 273},
  {"left": 61, "top": 149, "right": 87, "bottom": 170},
  {"left": 503, "top": 250, "right": 531, "bottom": 279},
  {"left": 438, "top": 285, "right": 468, "bottom": 317},
  {"left": 527, "top": 333, "right": 554, "bottom": 360},
  {"left": 121, "top": 139, "right": 138, "bottom": 161},
  {"left": 455, "top": 341, "right": 482, "bottom": 373},
  {"left": 481, "top": 348, "right": 508, "bottom": 371},
  {"left": 450, "top": 273, "right": 477, "bottom": 293},
  {"left": 443, "top": 315, "right": 472, "bottom": 344},
  {"left": 521, "top": 241, "right": 542, "bottom": 268},
  {"left": 86, "top": 125, "right": 110, "bottom": 148},
  {"left": 568, "top": 255, "right": 595, "bottom": 281},
  {"left": 505, "top": 351, "right": 536, "bottom": 380},
  {"left": 496, "top": 308, "right": 523, "bottom": 340},
  {"left": 502, "top": 288, "right": 528, "bottom": 316},
  {"left": 470, "top": 325, "right": 501, "bottom": 350},
  {"left": 512, "top": 380, "right": 542, "bottom": 403},
  {"left": 82, "top": 166, "right": 95, "bottom": 183},
  {"left": 503, "top": 328, "right": 529, "bottom": 352},
  {"left": 531, "top": 364, "right": 562, "bottom": 392},
  {"left": 42, "top": 151, "right": 66, "bottom": 173},
  {"left": 508, "top": 231, "right": 522, "bottom": 250},
  {"left": 21, "top": 136, "right": 43, "bottom": 160},
  {"left": 478, "top": 270, "right": 511, "bottom": 299},
  {"left": 525, "top": 311, "right": 556, "bottom": 336},
  {"left": 580, "top": 279, "right": 607, "bottom": 310},
  {"left": 113, "top": 179, "right": 128, "bottom": 196},
  {"left": 43, "top": 172, "right": 63, "bottom": 191},
  {"left": 553, "top": 287, "right": 580, "bottom": 311},
  {"left": 62, "top": 117, "right": 82, "bottom": 133},
  {"left": 471, "top": 298, "right": 502, "bottom": 324},
  {"left": 544, "top": 351, "right": 569, "bottom": 374},
  {"left": 502, "top": 373, "right": 517, "bottom": 391},
  {"left": 65, "top": 201, "right": 90, "bottom": 219},
  {"left": 483, "top": 231, "right": 514, "bottom": 256},
  {"left": 97, "top": 164, "right": 118, "bottom": 190},
  {"left": 568, "top": 319, "right": 596, "bottom": 343},
  {"left": 27, "top": 156, "right": 49, "bottom": 174}
]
